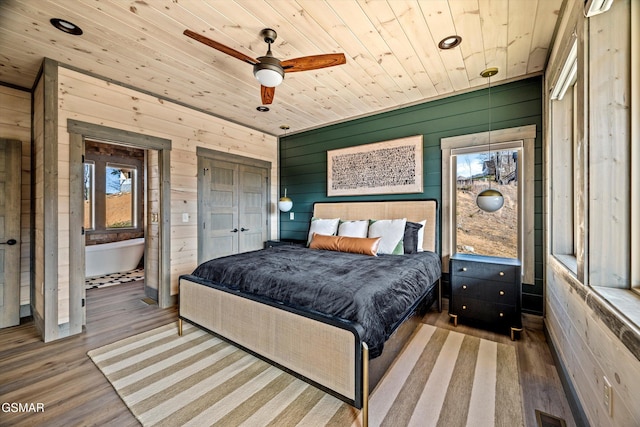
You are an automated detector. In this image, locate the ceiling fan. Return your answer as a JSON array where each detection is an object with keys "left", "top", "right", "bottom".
[{"left": 184, "top": 28, "right": 346, "bottom": 105}]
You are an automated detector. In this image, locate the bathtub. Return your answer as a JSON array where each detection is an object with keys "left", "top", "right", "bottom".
[{"left": 85, "top": 238, "right": 145, "bottom": 278}]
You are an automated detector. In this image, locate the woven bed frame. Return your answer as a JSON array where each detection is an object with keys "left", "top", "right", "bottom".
[{"left": 178, "top": 200, "right": 440, "bottom": 426}]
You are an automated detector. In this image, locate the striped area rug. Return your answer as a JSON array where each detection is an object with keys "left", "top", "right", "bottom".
[{"left": 88, "top": 322, "right": 523, "bottom": 427}]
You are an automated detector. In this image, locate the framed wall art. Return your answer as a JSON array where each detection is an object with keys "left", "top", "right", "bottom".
[{"left": 327, "top": 135, "right": 423, "bottom": 196}]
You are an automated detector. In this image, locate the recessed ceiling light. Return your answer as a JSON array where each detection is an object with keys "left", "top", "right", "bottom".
[
  {"left": 50, "top": 18, "right": 83, "bottom": 36},
  {"left": 256, "top": 106, "right": 270, "bottom": 112},
  {"left": 438, "top": 35, "right": 462, "bottom": 50}
]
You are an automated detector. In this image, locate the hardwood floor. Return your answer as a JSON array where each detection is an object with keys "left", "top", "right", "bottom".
[
  {"left": 0, "top": 281, "right": 177, "bottom": 427},
  {"left": 0, "top": 282, "right": 575, "bottom": 427},
  {"left": 422, "top": 299, "right": 577, "bottom": 427}
]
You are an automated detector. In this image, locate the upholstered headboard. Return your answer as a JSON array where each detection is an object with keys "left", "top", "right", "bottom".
[{"left": 313, "top": 200, "right": 439, "bottom": 253}]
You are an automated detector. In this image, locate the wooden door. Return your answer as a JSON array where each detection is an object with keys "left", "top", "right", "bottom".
[
  {"left": 198, "top": 156, "right": 269, "bottom": 263},
  {"left": 199, "top": 158, "right": 239, "bottom": 263},
  {"left": 0, "top": 139, "right": 21, "bottom": 328},
  {"left": 238, "top": 165, "right": 268, "bottom": 252}
]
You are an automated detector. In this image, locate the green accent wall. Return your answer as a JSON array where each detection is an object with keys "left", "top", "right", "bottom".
[{"left": 279, "top": 77, "right": 543, "bottom": 314}]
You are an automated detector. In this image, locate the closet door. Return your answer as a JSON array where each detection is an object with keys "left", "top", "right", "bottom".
[
  {"left": 199, "top": 158, "right": 239, "bottom": 263},
  {"left": 198, "top": 155, "right": 269, "bottom": 264},
  {"left": 238, "top": 164, "right": 268, "bottom": 253}
]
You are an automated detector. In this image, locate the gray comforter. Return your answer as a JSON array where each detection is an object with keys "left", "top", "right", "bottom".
[{"left": 190, "top": 245, "right": 441, "bottom": 357}]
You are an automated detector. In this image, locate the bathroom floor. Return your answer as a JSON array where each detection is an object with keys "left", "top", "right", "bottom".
[{"left": 86, "top": 269, "right": 145, "bottom": 290}]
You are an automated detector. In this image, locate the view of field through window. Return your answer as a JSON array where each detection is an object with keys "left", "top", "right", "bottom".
[
  {"left": 456, "top": 150, "right": 518, "bottom": 259},
  {"left": 84, "top": 164, "right": 136, "bottom": 230}
]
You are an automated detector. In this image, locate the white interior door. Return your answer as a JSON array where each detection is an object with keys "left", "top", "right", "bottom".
[{"left": 0, "top": 139, "right": 21, "bottom": 328}]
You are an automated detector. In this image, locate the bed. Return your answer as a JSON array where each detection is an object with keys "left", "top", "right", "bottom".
[{"left": 178, "top": 200, "right": 441, "bottom": 426}]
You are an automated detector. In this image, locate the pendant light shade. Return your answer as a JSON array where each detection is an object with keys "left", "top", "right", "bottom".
[
  {"left": 278, "top": 188, "right": 293, "bottom": 212},
  {"left": 476, "top": 188, "right": 505, "bottom": 212},
  {"left": 476, "top": 67, "right": 504, "bottom": 213}
]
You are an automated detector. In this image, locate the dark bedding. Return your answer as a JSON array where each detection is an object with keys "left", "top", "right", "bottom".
[{"left": 190, "top": 245, "right": 441, "bottom": 357}]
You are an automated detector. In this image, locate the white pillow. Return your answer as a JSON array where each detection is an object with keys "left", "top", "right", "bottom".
[
  {"left": 368, "top": 218, "right": 407, "bottom": 255},
  {"left": 337, "top": 220, "right": 369, "bottom": 238},
  {"left": 307, "top": 217, "right": 340, "bottom": 245},
  {"left": 416, "top": 219, "right": 427, "bottom": 252}
]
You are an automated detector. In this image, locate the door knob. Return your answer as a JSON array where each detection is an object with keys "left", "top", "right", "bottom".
[
  {"left": 1, "top": 239, "right": 17, "bottom": 245},
  {"left": 240, "top": 227, "right": 249, "bottom": 232},
  {"left": 230, "top": 228, "right": 238, "bottom": 233}
]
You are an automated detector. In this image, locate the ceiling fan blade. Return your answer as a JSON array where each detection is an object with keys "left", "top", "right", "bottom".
[
  {"left": 184, "top": 29, "right": 258, "bottom": 65},
  {"left": 281, "top": 53, "right": 346, "bottom": 73},
  {"left": 261, "top": 85, "right": 275, "bottom": 105}
]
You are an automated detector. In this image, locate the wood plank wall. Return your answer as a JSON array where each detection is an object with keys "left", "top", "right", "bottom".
[
  {"left": 0, "top": 86, "right": 31, "bottom": 315},
  {"left": 279, "top": 77, "right": 544, "bottom": 314},
  {"left": 544, "top": 1, "right": 639, "bottom": 426},
  {"left": 55, "top": 66, "right": 279, "bottom": 299}
]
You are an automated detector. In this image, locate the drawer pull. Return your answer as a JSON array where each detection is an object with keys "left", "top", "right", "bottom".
[
  {"left": 462, "top": 267, "right": 467, "bottom": 272},
  {"left": 499, "top": 312, "right": 504, "bottom": 317},
  {"left": 462, "top": 285, "right": 467, "bottom": 290},
  {"left": 499, "top": 290, "right": 505, "bottom": 296},
  {"left": 499, "top": 271, "right": 505, "bottom": 276},
  {"left": 462, "top": 305, "right": 467, "bottom": 310}
]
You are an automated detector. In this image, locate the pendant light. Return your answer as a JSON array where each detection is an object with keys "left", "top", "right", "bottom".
[
  {"left": 476, "top": 67, "right": 504, "bottom": 213},
  {"left": 278, "top": 188, "right": 293, "bottom": 212}
]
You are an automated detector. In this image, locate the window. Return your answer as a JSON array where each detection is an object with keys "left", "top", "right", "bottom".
[
  {"left": 454, "top": 148, "right": 519, "bottom": 258},
  {"left": 441, "top": 126, "right": 536, "bottom": 284},
  {"left": 82, "top": 141, "right": 143, "bottom": 236},
  {"left": 83, "top": 161, "right": 94, "bottom": 230},
  {"left": 549, "top": 39, "right": 579, "bottom": 273},
  {"left": 105, "top": 164, "right": 137, "bottom": 229}
]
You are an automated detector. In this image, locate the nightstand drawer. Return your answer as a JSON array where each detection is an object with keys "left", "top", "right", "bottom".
[
  {"left": 451, "top": 277, "right": 517, "bottom": 305},
  {"left": 450, "top": 260, "right": 518, "bottom": 283},
  {"left": 452, "top": 298, "right": 517, "bottom": 324}
]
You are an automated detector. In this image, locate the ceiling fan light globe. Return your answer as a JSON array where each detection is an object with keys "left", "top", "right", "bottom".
[
  {"left": 476, "top": 188, "right": 504, "bottom": 212},
  {"left": 255, "top": 68, "right": 283, "bottom": 87}
]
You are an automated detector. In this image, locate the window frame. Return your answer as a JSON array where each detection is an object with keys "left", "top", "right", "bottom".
[
  {"left": 441, "top": 125, "right": 536, "bottom": 285},
  {"left": 83, "top": 160, "right": 95, "bottom": 231}
]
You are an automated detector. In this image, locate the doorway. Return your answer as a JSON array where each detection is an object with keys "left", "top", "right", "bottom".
[
  {"left": 67, "top": 120, "right": 172, "bottom": 333},
  {"left": 83, "top": 141, "right": 146, "bottom": 291}
]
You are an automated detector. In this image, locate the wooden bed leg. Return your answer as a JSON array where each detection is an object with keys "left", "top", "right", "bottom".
[
  {"left": 178, "top": 318, "right": 183, "bottom": 336},
  {"left": 438, "top": 278, "right": 443, "bottom": 313},
  {"left": 362, "top": 342, "right": 369, "bottom": 427}
]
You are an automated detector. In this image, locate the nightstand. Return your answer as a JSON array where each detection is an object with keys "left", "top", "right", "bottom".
[
  {"left": 449, "top": 253, "right": 522, "bottom": 340},
  {"left": 264, "top": 239, "right": 306, "bottom": 248}
]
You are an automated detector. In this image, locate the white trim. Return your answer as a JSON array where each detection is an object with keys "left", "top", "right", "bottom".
[
  {"left": 441, "top": 125, "right": 536, "bottom": 286},
  {"left": 550, "top": 40, "right": 578, "bottom": 101}
]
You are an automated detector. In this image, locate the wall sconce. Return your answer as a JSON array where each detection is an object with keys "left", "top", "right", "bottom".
[{"left": 278, "top": 188, "right": 293, "bottom": 212}]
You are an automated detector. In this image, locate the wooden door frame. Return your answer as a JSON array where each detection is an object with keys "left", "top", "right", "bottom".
[
  {"left": 67, "top": 120, "right": 173, "bottom": 325},
  {"left": 196, "top": 147, "right": 271, "bottom": 263}
]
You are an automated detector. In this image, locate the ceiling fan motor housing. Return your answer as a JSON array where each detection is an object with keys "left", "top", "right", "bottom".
[{"left": 254, "top": 56, "right": 284, "bottom": 87}]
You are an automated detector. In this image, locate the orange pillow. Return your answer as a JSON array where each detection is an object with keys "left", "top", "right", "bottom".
[{"left": 309, "top": 233, "right": 381, "bottom": 256}]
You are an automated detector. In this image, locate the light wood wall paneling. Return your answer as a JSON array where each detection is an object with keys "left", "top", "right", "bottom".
[
  {"left": 42, "top": 59, "right": 60, "bottom": 341},
  {"left": 544, "top": 1, "right": 639, "bottom": 426},
  {"left": 587, "top": 1, "right": 631, "bottom": 287}
]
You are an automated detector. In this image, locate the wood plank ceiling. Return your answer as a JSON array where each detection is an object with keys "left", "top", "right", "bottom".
[{"left": 0, "top": 0, "right": 563, "bottom": 136}]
